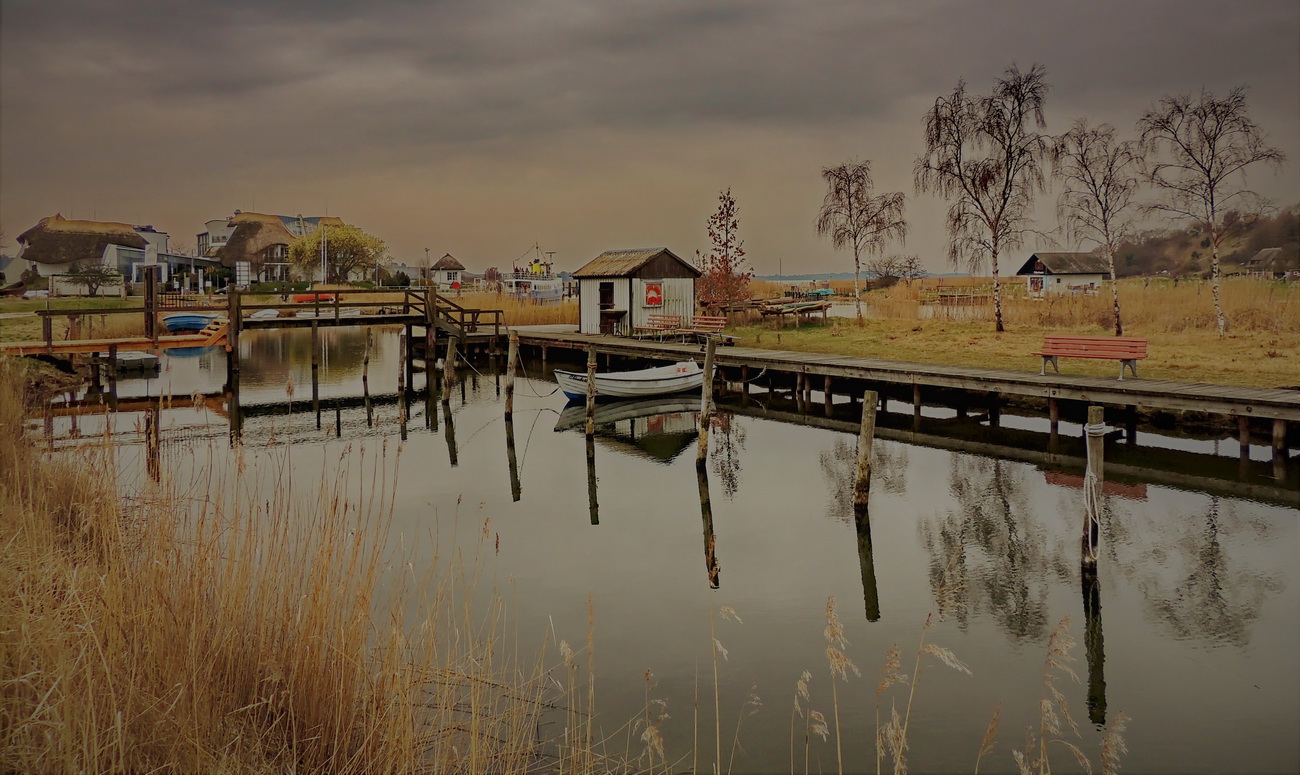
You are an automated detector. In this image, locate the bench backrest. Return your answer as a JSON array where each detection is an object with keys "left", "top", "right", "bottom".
[
  {"left": 1041, "top": 335, "right": 1147, "bottom": 358},
  {"left": 689, "top": 315, "right": 727, "bottom": 331},
  {"left": 645, "top": 313, "right": 681, "bottom": 327}
]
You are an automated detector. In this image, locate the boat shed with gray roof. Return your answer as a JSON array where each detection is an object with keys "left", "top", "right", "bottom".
[
  {"left": 1015, "top": 252, "right": 1109, "bottom": 297},
  {"left": 572, "top": 247, "right": 700, "bottom": 336}
]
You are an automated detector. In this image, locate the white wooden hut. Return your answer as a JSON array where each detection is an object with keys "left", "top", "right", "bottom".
[
  {"left": 1015, "top": 252, "right": 1109, "bottom": 297},
  {"left": 572, "top": 248, "right": 700, "bottom": 336}
]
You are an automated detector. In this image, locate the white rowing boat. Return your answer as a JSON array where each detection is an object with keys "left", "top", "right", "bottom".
[{"left": 553, "top": 360, "right": 707, "bottom": 400}]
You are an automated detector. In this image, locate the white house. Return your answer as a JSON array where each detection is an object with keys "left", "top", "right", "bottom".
[
  {"left": 1015, "top": 252, "right": 1110, "bottom": 297},
  {"left": 432, "top": 253, "right": 466, "bottom": 288}
]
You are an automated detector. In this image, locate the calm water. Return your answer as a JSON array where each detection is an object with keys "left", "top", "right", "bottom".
[{"left": 37, "top": 327, "right": 1300, "bottom": 774}]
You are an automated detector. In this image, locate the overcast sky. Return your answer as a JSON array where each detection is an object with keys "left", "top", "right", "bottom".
[{"left": 2, "top": 0, "right": 1297, "bottom": 275}]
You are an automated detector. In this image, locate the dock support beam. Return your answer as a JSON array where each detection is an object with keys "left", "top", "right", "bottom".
[{"left": 311, "top": 321, "right": 321, "bottom": 429}]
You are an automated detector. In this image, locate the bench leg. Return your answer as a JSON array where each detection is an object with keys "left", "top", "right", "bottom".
[
  {"left": 1120, "top": 359, "right": 1138, "bottom": 380},
  {"left": 1041, "top": 355, "right": 1059, "bottom": 376}
]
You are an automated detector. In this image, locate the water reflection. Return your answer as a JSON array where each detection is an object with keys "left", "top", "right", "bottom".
[
  {"left": 1141, "top": 497, "right": 1283, "bottom": 646},
  {"left": 921, "top": 457, "right": 1053, "bottom": 640}
]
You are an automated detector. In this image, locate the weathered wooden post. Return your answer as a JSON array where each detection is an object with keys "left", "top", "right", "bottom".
[
  {"left": 697, "top": 339, "right": 717, "bottom": 468},
  {"left": 144, "top": 265, "right": 158, "bottom": 342},
  {"left": 824, "top": 375, "right": 833, "bottom": 416},
  {"left": 585, "top": 346, "right": 597, "bottom": 437},
  {"left": 227, "top": 290, "right": 241, "bottom": 378},
  {"left": 311, "top": 320, "right": 321, "bottom": 429},
  {"left": 505, "top": 331, "right": 519, "bottom": 421},
  {"left": 397, "top": 328, "right": 408, "bottom": 441},
  {"left": 1082, "top": 405, "right": 1105, "bottom": 569},
  {"left": 41, "top": 315, "right": 53, "bottom": 353},
  {"left": 586, "top": 431, "right": 599, "bottom": 525},
  {"left": 855, "top": 390, "right": 878, "bottom": 509},
  {"left": 106, "top": 343, "right": 119, "bottom": 409},
  {"left": 442, "top": 339, "right": 458, "bottom": 406}
]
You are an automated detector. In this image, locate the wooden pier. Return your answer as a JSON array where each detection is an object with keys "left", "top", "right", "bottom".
[{"left": 514, "top": 327, "right": 1300, "bottom": 451}]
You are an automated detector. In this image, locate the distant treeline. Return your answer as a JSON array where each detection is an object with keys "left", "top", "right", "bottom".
[{"left": 1113, "top": 205, "right": 1299, "bottom": 278}]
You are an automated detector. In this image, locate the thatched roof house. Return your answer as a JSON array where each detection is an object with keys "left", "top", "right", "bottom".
[
  {"left": 432, "top": 253, "right": 465, "bottom": 271},
  {"left": 16, "top": 214, "right": 148, "bottom": 272},
  {"left": 213, "top": 212, "right": 345, "bottom": 281}
]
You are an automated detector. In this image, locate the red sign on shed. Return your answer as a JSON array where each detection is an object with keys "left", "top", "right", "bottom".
[{"left": 644, "top": 282, "right": 663, "bottom": 307}]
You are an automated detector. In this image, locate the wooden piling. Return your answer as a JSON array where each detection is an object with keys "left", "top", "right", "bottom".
[
  {"left": 854, "top": 390, "right": 877, "bottom": 508},
  {"left": 506, "top": 415, "right": 521, "bottom": 501},
  {"left": 505, "top": 331, "right": 518, "bottom": 421},
  {"left": 1082, "top": 405, "right": 1105, "bottom": 569},
  {"left": 585, "top": 346, "right": 597, "bottom": 437},
  {"left": 397, "top": 328, "right": 408, "bottom": 439},
  {"left": 442, "top": 340, "right": 457, "bottom": 406},
  {"left": 697, "top": 339, "right": 717, "bottom": 467}
]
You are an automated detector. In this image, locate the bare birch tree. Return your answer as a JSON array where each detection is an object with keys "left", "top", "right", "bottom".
[
  {"left": 1137, "top": 87, "right": 1286, "bottom": 337},
  {"left": 1053, "top": 119, "right": 1142, "bottom": 336},
  {"left": 915, "top": 63, "right": 1051, "bottom": 332},
  {"left": 816, "top": 161, "right": 907, "bottom": 322}
]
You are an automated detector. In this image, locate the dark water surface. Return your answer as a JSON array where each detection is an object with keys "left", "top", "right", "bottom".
[{"left": 37, "top": 327, "right": 1300, "bottom": 774}]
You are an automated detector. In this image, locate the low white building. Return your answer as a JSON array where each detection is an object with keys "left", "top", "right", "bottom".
[
  {"left": 1015, "top": 252, "right": 1109, "bottom": 297},
  {"left": 432, "top": 253, "right": 466, "bottom": 289},
  {"left": 572, "top": 247, "right": 699, "bottom": 336}
]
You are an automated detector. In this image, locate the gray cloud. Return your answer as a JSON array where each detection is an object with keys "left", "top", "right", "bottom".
[{"left": 2, "top": 0, "right": 1296, "bottom": 272}]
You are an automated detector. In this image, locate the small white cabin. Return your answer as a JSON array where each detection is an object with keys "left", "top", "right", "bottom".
[
  {"left": 572, "top": 247, "right": 700, "bottom": 336},
  {"left": 1015, "top": 253, "right": 1109, "bottom": 297}
]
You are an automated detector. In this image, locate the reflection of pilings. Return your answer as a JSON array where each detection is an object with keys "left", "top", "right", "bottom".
[
  {"left": 586, "top": 432, "right": 599, "bottom": 525},
  {"left": 1082, "top": 406, "right": 1104, "bottom": 569},
  {"left": 505, "top": 415, "right": 521, "bottom": 501},
  {"left": 334, "top": 407, "right": 342, "bottom": 438},
  {"left": 311, "top": 321, "right": 322, "bottom": 429},
  {"left": 697, "top": 339, "right": 717, "bottom": 468},
  {"left": 855, "top": 502, "right": 881, "bottom": 622},
  {"left": 1083, "top": 569, "right": 1107, "bottom": 725},
  {"left": 228, "top": 372, "right": 242, "bottom": 444},
  {"left": 443, "top": 400, "right": 458, "bottom": 466},
  {"left": 362, "top": 329, "right": 372, "bottom": 426},
  {"left": 696, "top": 464, "right": 720, "bottom": 588},
  {"left": 145, "top": 400, "right": 161, "bottom": 483}
]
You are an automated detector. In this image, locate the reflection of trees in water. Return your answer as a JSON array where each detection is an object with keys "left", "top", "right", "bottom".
[
  {"left": 818, "top": 437, "right": 907, "bottom": 523},
  {"left": 919, "top": 456, "right": 1051, "bottom": 642},
  {"left": 1140, "top": 497, "right": 1281, "bottom": 647},
  {"left": 244, "top": 328, "right": 384, "bottom": 383},
  {"left": 709, "top": 411, "right": 746, "bottom": 499}
]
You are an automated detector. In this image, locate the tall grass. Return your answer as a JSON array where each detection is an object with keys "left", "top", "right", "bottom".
[
  {"left": 868, "top": 276, "right": 1300, "bottom": 333},
  {"left": 0, "top": 359, "right": 554, "bottom": 773}
]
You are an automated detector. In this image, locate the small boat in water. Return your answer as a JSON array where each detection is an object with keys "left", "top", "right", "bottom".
[
  {"left": 162, "top": 313, "right": 219, "bottom": 332},
  {"left": 553, "top": 360, "right": 708, "bottom": 400}
]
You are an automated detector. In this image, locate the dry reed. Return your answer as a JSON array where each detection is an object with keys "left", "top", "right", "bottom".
[{"left": 0, "top": 359, "right": 558, "bottom": 774}]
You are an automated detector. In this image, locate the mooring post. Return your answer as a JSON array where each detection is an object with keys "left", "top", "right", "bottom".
[
  {"left": 1082, "top": 405, "right": 1105, "bottom": 570},
  {"left": 106, "top": 343, "right": 119, "bottom": 409},
  {"left": 1237, "top": 416, "right": 1251, "bottom": 459},
  {"left": 741, "top": 365, "right": 749, "bottom": 396},
  {"left": 505, "top": 331, "right": 518, "bottom": 421},
  {"left": 855, "top": 390, "right": 878, "bottom": 509},
  {"left": 443, "top": 401, "right": 458, "bottom": 466},
  {"left": 824, "top": 375, "right": 833, "bottom": 415},
  {"left": 1125, "top": 405, "right": 1138, "bottom": 444},
  {"left": 397, "top": 328, "right": 408, "bottom": 439},
  {"left": 697, "top": 339, "right": 717, "bottom": 467},
  {"left": 442, "top": 339, "right": 458, "bottom": 406},
  {"left": 1273, "top": 419, "right": 1288, "bottom": 458},
  {"left": 585, "top": 346, "right": 597, "bottom": 436},
  {"left": 988, "top": 391, "right": 1000, "bottom": 427},
  {"left": 228, "top": 290, "right": 241, "bottom": 376},
  {"left": 362, "top": 329, "right": 371, "bottom": 398}
]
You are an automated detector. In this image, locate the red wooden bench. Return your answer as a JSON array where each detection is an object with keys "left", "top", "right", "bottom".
[
  {"left": 678, "top": 315, "right": 737, "bottom": 345},
  {"left": 632, "top": 313, "right": 682, "bottom": 340},
  {"left": 1035, "top": 335, "right": 1148, "bottom": 380}
]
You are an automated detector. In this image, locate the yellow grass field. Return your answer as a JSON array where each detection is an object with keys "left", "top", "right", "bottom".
[{"left": 734, "top": 277, "right": 1300, "bottom": 389}]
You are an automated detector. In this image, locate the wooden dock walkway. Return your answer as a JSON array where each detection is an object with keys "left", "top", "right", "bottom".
[{"left": 513, "top": 328, "right": 1300, "bottom": 431}]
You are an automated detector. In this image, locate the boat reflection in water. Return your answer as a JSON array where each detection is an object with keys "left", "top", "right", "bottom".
[{"left": 554, "top": 396, "right": 700, "bottom": 463}]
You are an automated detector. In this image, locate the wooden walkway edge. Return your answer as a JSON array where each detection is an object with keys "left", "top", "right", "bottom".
[{"left": 513, "top": 328, "right": 1300, "bottom": 423}]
